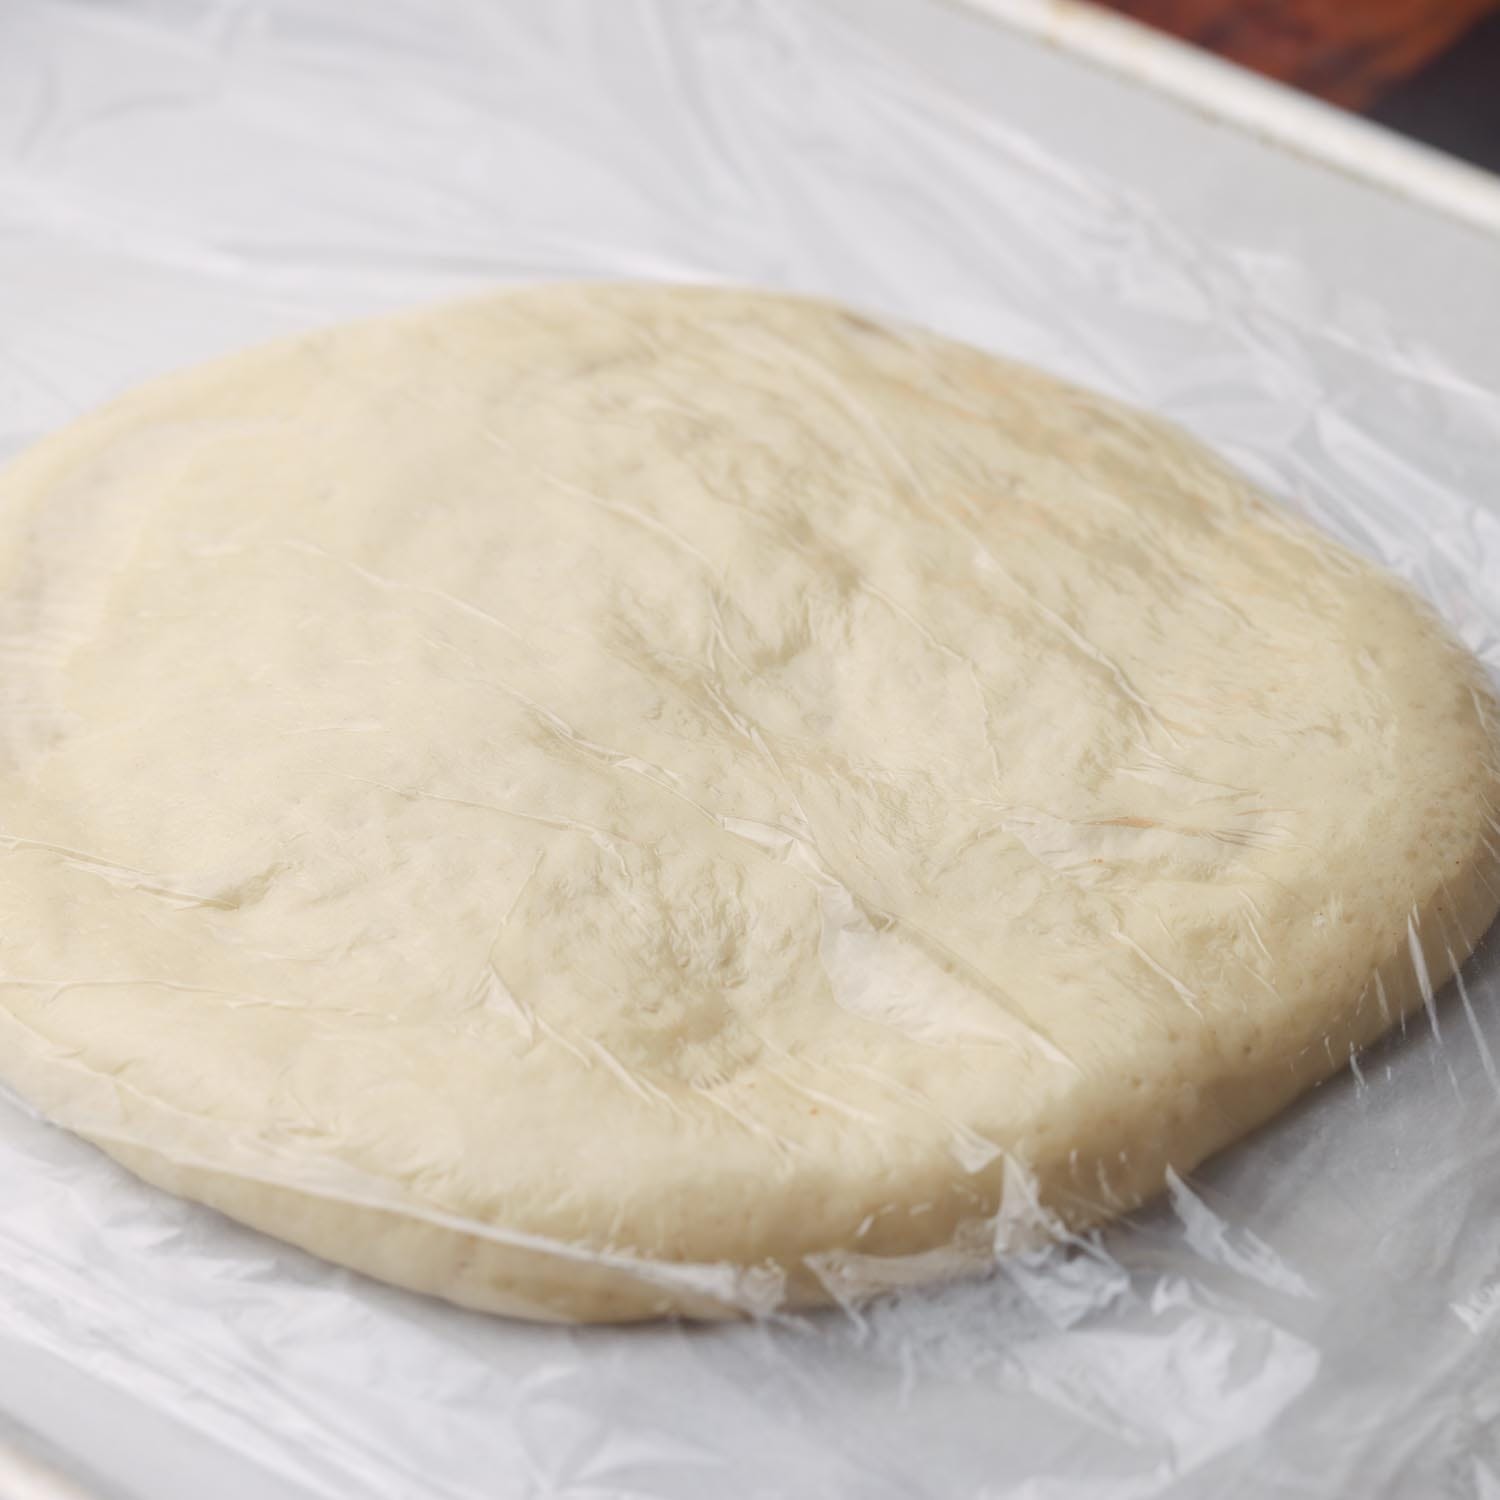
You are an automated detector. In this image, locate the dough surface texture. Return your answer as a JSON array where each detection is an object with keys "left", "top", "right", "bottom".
[{"left": 0, "top": 283, "right": 1495, "bottom": 1321}]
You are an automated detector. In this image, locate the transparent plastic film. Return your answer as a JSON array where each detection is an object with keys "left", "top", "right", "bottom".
[{"left": 2, "top": 1, "right": 1500, "bottom": 1497}]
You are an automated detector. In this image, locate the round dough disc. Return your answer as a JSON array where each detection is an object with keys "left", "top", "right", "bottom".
[{"left": 0, "top": 284, "right": 1495, "bottom": 1322}]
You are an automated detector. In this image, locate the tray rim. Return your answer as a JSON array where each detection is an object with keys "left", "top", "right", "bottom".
[{"left": 949, "top": 0, "right": 1500, "bottom": 239}]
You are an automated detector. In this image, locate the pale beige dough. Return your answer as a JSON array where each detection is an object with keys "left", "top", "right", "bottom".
[{"left": 0, "top": 283, "right": 1495, "bottom": 1321}]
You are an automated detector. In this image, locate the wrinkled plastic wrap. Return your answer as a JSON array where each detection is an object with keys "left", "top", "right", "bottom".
[{"left": 3, "top": 0, "right": 1500, "bottom": 1495}]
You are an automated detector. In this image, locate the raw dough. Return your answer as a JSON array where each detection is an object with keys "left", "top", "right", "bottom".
[{"left": 0, "top": 284, "right": 1494, "bottom": 1322}]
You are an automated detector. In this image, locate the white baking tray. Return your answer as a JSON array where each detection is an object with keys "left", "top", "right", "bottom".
[{"left": 1, "top": 2, "right": 1498, "bottom": 1497}]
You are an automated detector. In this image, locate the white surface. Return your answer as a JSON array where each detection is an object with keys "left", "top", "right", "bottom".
[{"left": 1, "top": 1, "right": 1499, "bottom": 1496}]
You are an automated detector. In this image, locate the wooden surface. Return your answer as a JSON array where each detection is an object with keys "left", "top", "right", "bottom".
[{"left": 1094, "top": 0, "right": 1500, "bottom": 109}]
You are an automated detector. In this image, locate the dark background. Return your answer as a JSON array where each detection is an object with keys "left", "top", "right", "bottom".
[{"left": 1096, "top": 0, "right": 1500, "bottom": 172}]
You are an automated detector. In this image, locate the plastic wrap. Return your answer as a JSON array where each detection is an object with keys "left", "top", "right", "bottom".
[{"left": 3, "top": 0, "right": 1500, "bottom": 1495}]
